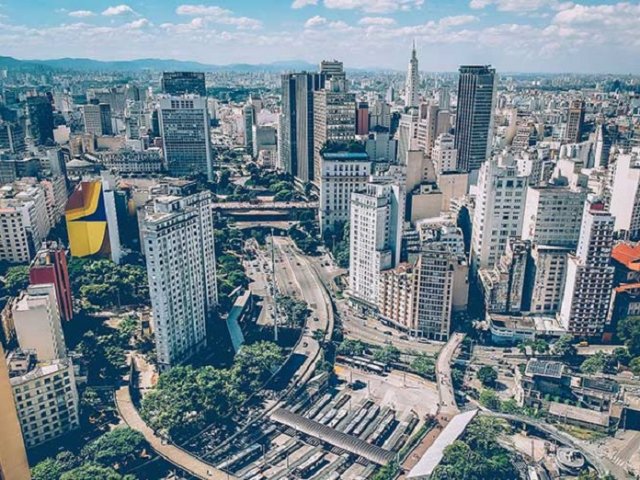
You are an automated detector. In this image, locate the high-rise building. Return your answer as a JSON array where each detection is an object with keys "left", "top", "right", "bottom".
[
  {"left": 29, "top": 242, "right": 73, "bottom": 322},
  {"left": 356, "top": 101, "right": 369, "bottom": 136},
  {"left": 313, "top": 71, "right": 356, "bottom": 182},
  {"left": 158, "top": 96, "right": 213, "bottom": 181},
  {"left": 608, "top": 147, "right": 640, "bottom": 241},
  {"left": 0, "top": 343, "right": 30, "bottom": 480},
  {"left": 161, "top": 71, "right": 206, "bottom": 97},
  {"left": 396, "top": 109, "right": 420, "bottom": 164},
  {"left": 26, "top": 95, "right": 54, "bottom": 146},
  {"left": 0, "top": 121, "right": 26, "bottom": 154},
  {"left": 319, "top": 151, "right": 371, "bottom": 233},
  {"left": 12, "top": 284, "right": 67, "bottom": 362},
  {"left": 65, "top": 179, "right": 122, "bottom": 264},
  {"left": 471, "top": 152, "right": 528, "bottom": 271},
  {"left": 243, "top": 103, "right": 255, "bottom": 156},
  {"left": 404, "top": 42, "right": 420, "bottom": 108},
  {"left": 83, "top": 102, "right": 113, "bottom": 136},
  {"left": 7, "top": 352, "right": 79, "bottom": 449},
  {"left": 142, "top": 190, "right": 217, "bottom": 370},
  {"left": 564, "top": 100, "right": 585, "bottom": 143},
  {"left": 439, "top": 87, "right": 451, "bottom": 111},
  {"left": 416, "top": 103, "right": 440, "bottom": 156},
  {"left": 558, "top": 199, "right": 615, "bottom": 337},
  {"left": 527, "top": 244, "right": 570, "bottom": 314},
  {"left": 521, "top": 183, "right": 588, "bottom": 248},
  {"left": 348, "top": 179, "right": 405, "bottom": 308},
  {"left": 454, "top": 65, "right": 497, "bottom": 173},
  {"left": 432, "top": 133, "right": 458, "bottom": 174}
]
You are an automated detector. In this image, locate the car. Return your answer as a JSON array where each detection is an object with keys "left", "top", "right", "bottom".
[
  {"left": 349, "top": 380, "right": 367, "bottom": 390},
  {"left": 383, "top": 330, "right": 393, "bottom": 336},
  {"left": 399, "top": 334, "right": 409, "bottom": 340}
]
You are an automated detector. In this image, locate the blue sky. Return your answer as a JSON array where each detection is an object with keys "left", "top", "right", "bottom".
[{"left": 1, "top": 0, "right": 639, "bottom": 73}]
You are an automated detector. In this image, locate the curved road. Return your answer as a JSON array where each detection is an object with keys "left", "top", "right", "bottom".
[{"left": 436, "top": 332, "right": 465, "bottom": 419}]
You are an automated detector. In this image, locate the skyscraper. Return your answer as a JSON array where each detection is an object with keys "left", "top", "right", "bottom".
[
  {"left": 158, "top": 96, "right": 213, "bottom": 181},
  {"left": 404, "top": 41, "right": 420, "bottom": 109},
  {"left": 349, "top": 178, "right": 405, "bottom": 308},
  {"left": 161, "top": 71, "right": 206, "bottom": 97},
  {"left": 83, "top": 101, "right": 113, "bottom": 136},
  {"left": 356, "top": 101, "right": 369, "bottom": 136},
  {"left": 26, "top": 95, "right": 54, "bottom": 146},
  {"left": 454, "top": 65, "right": 497, "bottom": 173},
  {"left": 558, "top": 199, "right": 615, "bottom": 337},
  {"left": 243, "top": 103, "right": 255, "bottom": 156},
  {"left": 142, "top": 190, "right": 217, "bottom": 370},
  {"left": 29, "top": 241, "right": 73, "bottom": 322},
  {"left": 564, "top": 100, "right": 585, "bottom": 143},
  {"left": 471, "top": 152, "right": 527, "bottom": 271},
  {"left": 0, "top": 343, "right": 30, "bottom": 480}
]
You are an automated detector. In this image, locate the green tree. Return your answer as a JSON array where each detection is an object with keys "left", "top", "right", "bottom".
[
  {"left": 479, "top": 389, "right": 501, "bottom": 410},
  {"left": 411, "top": 354, "right": 436, "bottom": 378},
  {"left": 372, "top": 345, "right": 401, "bottom": 365},
  {"left": 477, "top": 365, "right": 498, "bottom": 387},
  {"left": 81, "top": 387, "right": 101, "bottom": 412},
  {"left": 618, "top": 316, "right": 640, "bottom": 356},
  {"left": 32, "top": 458, "right": 64, "bottom": 480},
  {"left": 630, "top": 357, "right": 640, "bottom": 376},
  {"left": 60, "top": 463, "right": 135, "bottom": 480},
  {"left": 552, "top": 334, "right": 577, "bottom": 358},
  {"left": 3, "top": 265, "right": 29, "bottom": 296},
  {"left": 337, "top": 339, "right": 366, "bottom": 356},
  {"left": 81, "top": 427, "right": 146, "bottom": 468},
  {"left": 580, "top": 352, "right": 606, "bottom": 374}
]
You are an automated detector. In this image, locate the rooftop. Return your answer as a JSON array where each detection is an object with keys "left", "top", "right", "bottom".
[
  {"left": 525, "top": 359, "right": 565, "bottom": 379},
  {"left": 612, "top": 243, "right": 640, "bottom": 271},
  {"left": 548, "top": 402, "right": 610, "bottom": 427}
]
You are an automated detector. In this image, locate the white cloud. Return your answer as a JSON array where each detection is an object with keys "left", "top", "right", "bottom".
[
  {"left": 324, "top": 0, "right": 423, "bottom": 14},
  {"left": 102, "top": 4, "right": 136, "bottom": 16},
  {"left": 176, "top": 4, "right": 262, "bottom": 29},
  {"left": 358, "top": 16, "right": 396, "bottom": 25},
  {"left": 125, "top": 18, "right": 150, "bottom": 29},
  {"left": 68, "top": 10, "right": 95, "bottom": 18},
  {"left": 291, "top": 0, "right": 319, "bottom": 8},
  {"left": 304, "top": 15, "right": 327, "bottom": 27},
  {"left": 469, "top": 0, "right": 564, "bottom": 12}
]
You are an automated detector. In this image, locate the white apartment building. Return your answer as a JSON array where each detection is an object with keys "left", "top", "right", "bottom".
[
  {"left": 432, "top": 133, "right": 458, "bottom": 174},
  {"left": 319, "top": 153, "right": 372, "bottom": 234},
  {"left": 521, "top": 183, "right": 587, "bottom": 248},
  {"left": 0, "top": 203, "right": 32, "bottom": 263},
  {"left": 378, "top": 263, "right": 416, "bottom": 331},
  {"left": 471, "top": 152, "right": 528, "bottom": 271},
  {"left": 608, "top": 147, "right": 640, "bottom": 241},
  {"left": 9, "top": 353, "right": 79, "bottom": 448},
  {"left": 142, "top": 191, "right": 217, "bottom": 370},
  {"left": 12, "top": 284, "right": 66, "bottom": 363},
  {"left": 558, "top": 199, "right": 615, "bottom": 337},
  {"left": 349, "top": 180, "right": 404, "bottom": 308}
]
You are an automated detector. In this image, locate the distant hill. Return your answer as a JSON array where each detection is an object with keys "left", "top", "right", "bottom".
[{"left": 0, "top": 56, "right": 319, "bottom": 73}]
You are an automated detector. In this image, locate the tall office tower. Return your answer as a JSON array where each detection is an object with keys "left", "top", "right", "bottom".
[
  {"left": 365, "top": 130, "right": 398, "bottom": 163},
  {"left": 479, "top": 238, "right": 530, "bottom": 314},
  {"left": 158, "top": 96, "right": 213, "bottom": 181},
  {"left": 356, "top": 101, "right": 369, "bottom": 135},
  {"left": 521, "top": 183, "right": 588, "bottom": 248},
  {"left": 348, "top": 179, "right": 405, "bottom": 308},
  {"left": 29, "top": 242, "right": 73, "bottom": 322},
  {"left": 26, "top": 95, "right": 54, "bottom": 146},
  {"left": 454, "top": 65, "right": 497, "bottom": 174},
  {"left": 564, "top": 99, "right": 585, "bottom": 143},
  {"left": 12, "top": 284, "right": 67, "bottom": 362},
  {"left": 417, "top": 103, "right": 440, "bottom": 157},
  {"left": 558, "top": 199, "right": 615, "bottom": 337},
  {"left": 527, "top": 244, "right": 570, "bottom": 314},
  {"left": 608, "top": 148, "right": 640, "bottom": 241},
  {"left": 0, "top": 121, "right": 26, "bottom": 153},
  {"left": 439, "top": 87, "right": 450, "bottom": 110},
  {"left": 471, "top": 152, "right": 528, "bottom": 271},
  {"left": 319, "top": 60, "right": 345, "bottom": 78},
  {"left": 280, "top": 74, "right": 297, "bottom": 176},
  {"left": 396, "top": 109, "right": 420, "bottom": 164},
  {"left": 313, "top": 74, "right": 356, "bottom": 182},
  {"left": 369, "top": 99, "right": 391, "bottom": 130},
  {"left": 594, "top": 123, "right": 616, "bottom": 168},
  {"left": 142, "top": 191, "right": 217, "bottom": 370},
  {"left": 82, "top": 101, "right": 113, "bottom": 136},
  {"left": 161, "top": 71, "right": 206, "bottom": 97},
  {"left": 0, "top": 343, "right": 30, "bottom": 480},
  {"left": 243, "top": 103, "right": 255, "bottom": 156},
  {"left": 319, "top": 151, "right": 371, "bottom": 233},
  {"left": 404, "top": 42, "right": 420, "bottom": 108},
  {"left": 432, "top": 133, "right": 458, "bottom": 174}
]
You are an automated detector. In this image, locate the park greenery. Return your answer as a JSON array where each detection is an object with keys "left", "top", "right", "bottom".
[
  {"left": 278, "top": 295, "right": 310, "bottom": 327},
  {"left": 431, "top": 416, "right": 519, "bottom": 480},
  {"left": 410, "top": 354, "right": 436, "bottom": 378},
  {"left": 141, "top": 341, "right": 283, "bottom": 440},
  {"left": 476, "top": 365, "right": 498, "bottom": 387},
  {"left": 337, "top": 338, "right": 367, "bottom": 357},
  {"left": 68, "top": 258, "right": 148, "bottom": 310},
  {"left": 372, "top": 345, "right": 401, "bottom": 364},
  {"left": 323, "top": 220, "right": 350, "bottom": 267},
  {"left": 31, "top": 428, "right": 145, "bottom": 480},
  {"left": 1, "top": 264, "right": 30, "bottom": 297},
  {"left": 617, "top": 316, "right": 640, "bottom": 373}
]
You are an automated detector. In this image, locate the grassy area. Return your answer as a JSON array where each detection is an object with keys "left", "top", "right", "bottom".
[{"left": 555, "top": 424, "right": 607, "bottom": 441}]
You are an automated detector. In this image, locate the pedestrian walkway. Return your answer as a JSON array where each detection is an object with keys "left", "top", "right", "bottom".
[{"left": 115, "top": 386, "right": 238, "bottom": 480}]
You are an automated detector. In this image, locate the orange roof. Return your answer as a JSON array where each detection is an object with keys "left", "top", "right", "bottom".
[
  {"left": 612, "top": 243, "right": 640, "bottom": 271},
  {"left": 615, "top": 282, "right": 640, "bottom": 293}
]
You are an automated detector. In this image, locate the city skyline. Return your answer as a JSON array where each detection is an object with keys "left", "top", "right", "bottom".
[{"left": 0, "top": 0, "right": 639, "bottom": 74}]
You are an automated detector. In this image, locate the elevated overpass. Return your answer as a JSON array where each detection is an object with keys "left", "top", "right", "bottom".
[{"left": 213, "top": 201, "right": 318, "bottom": 221}]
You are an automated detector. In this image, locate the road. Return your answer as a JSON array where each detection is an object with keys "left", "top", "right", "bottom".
[
  {"left": 436, "top": 332, "right": 465, "bottom": 419},
  {"left": 115, "top": 385, "right": 238, "bottom": 480}
]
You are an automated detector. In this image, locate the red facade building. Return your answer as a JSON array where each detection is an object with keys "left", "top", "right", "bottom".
[{"left": 29, "top": 242, "right": 73, "bottom": 321}]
